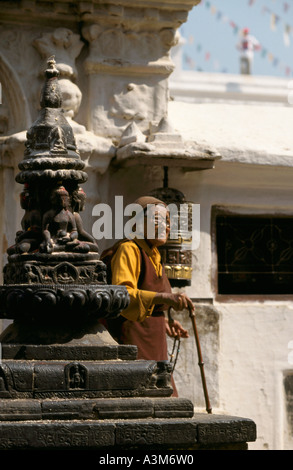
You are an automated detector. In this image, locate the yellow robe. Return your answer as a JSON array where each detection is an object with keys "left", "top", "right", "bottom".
[{"left": 111, "top": 238, "right": 162, "bottom": 322}]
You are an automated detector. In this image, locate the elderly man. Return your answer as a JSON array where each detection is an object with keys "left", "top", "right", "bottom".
[{"left": 103, "top": 196, "right": 194, "bottom": 396}]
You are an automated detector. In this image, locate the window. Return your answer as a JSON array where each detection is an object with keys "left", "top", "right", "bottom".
[{"left": 215, "top": 214, "right": 293, "bottom": 295}]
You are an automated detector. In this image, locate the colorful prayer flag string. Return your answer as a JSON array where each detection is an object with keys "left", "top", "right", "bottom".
[{"left": 198, "top": 0, "right": 292, "bottom": 76}]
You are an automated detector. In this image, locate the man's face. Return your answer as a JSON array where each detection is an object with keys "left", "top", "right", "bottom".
[{"left": 144, "top": 205, "right": 170, "bottom": 247}]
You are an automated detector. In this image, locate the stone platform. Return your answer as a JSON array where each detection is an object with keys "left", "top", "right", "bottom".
[
  {"left": 0, "top": 414, "right": 256, "bottom": 451},
  {"left": 0, "top": 327, "right": 256, "bottom": 451}
]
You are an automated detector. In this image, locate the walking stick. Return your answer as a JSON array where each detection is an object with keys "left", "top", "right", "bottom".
[
  {"left": 167, "top": 307, "right": 181, "bottom": 372},
  {"left": 189, "top": 307, "right": 212, "bottom": 414}
]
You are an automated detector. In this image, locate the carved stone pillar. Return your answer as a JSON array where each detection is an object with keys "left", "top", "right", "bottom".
[{"left": 81, "top": 0, "right": 201, "bottom": 142}]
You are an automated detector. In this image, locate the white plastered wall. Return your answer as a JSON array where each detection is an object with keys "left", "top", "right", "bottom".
[{"left": 104, "top": 93, "right": 293, "bottom": 449}]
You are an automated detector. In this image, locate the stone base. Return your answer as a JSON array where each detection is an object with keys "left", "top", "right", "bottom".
[
  {"left": 0, "top": 318, "right": 132, "bottom": 352},
  {"left": 0, "top": 320, "right": 257, "bottom": 451},
  {"left": 0, "top": 359, "right": 174, "bottom": 399}
]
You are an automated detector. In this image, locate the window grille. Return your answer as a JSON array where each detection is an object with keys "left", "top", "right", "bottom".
[{"left": 216, "top": 215, "right": 293, "bottom": 295}]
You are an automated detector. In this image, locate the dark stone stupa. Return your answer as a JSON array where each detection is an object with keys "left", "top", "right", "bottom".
[
  {"left": 1, "top": 56, "right": 128, "bottom": 343},
  {"left": 0, "top": 58, "right": 256, "bottom": 450}
]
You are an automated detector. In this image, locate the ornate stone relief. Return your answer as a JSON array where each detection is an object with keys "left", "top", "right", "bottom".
[
  {"left": 82, "top": 22, "right": 176, "bottom": 139},
  {"left": 82, "top": 24, "right": 177, "bottom": 70}
]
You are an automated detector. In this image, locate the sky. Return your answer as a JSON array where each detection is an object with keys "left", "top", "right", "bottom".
[{"left": 180, "top": 0, "right": 293, "bottom": 77}]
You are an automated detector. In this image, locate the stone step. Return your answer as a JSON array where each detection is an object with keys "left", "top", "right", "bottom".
[
  {"left": 0, "top": 414, "right": 257, "bottom": 450},
  {"left": 0, "top": 397, "right": 194, "bottom": 421},
  {"left": 0, "top": 359, "right": 174, "bottom": 399}
]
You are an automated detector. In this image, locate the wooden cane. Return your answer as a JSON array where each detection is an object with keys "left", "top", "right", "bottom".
[{"left": 189, "top": 307, "right": 212, "bottom": 414}]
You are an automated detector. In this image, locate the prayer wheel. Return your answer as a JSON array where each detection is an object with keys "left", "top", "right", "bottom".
[{"left": 149, "top": 168, "right": 193, "bottom": 288}]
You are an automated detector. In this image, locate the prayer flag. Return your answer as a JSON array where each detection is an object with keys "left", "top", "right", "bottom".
[{"left": 283, "top": 25, "right": 291, "bottom": 46}]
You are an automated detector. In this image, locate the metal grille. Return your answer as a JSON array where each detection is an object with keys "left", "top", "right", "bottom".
[{"left": 216, "top": 215, "right": 293, "bottom": 295}]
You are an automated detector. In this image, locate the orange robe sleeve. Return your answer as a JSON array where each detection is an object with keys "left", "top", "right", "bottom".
[{"left": 111, "top": 241, "right": 157, "bottom": 322}]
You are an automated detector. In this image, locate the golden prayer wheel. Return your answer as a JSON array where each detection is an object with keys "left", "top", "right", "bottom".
[{"left": 149, "top": 167, "right": 193, "bottom": 287}]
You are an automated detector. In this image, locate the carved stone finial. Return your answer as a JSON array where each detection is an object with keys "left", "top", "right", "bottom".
[
  {"left": 118, "top": 122, "right": 146, "bottom": 148},
  {"left": 148, "top": 116, "right": 183, "bottom": 148},
  {"left": 45, "top": 55, "right": 59, "bottom": 78},
  {"left": 40, "top": 56, "right": 62, "bottom": 109},
  {"left": 15, "top": 57, "right": 88, "bottom": 185}
]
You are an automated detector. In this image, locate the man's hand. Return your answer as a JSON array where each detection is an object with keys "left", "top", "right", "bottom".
[
  {"left": 154, "top": 292, "right": 195, "bottom": 312},
  {"left": 165, "top": 317, "right": 189, "bottom": 338}
]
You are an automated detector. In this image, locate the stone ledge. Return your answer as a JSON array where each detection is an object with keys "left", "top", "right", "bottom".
[
  {"left": 0, "top": 359, "right": 173, "bottom": 399},
  {"left": 0, "top": 0, "right": 200, "bottom": 28},
  {"left": 1, "top": 343, "right": 138, "bottom": 361},
  {"left": 0, "top": 414, "right": 256, "bottom": 450},
  {"left": 193, "top": 413, "right": 257, "bottom": 445},
  {"left": 0, "top": 397, "right": 194, "bottom": 421},
  {"left": 168, "top": 100, "right": 293, "bottom": 168},
  {"left": 112, "top": 152, "right": 217, "bottom": 171}
]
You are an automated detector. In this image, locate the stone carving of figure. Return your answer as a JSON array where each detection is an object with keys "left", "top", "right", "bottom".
[
  {"left": 40, "top": 185, "right": 89, "bottom": 254},
  {"left": 48, "top": 126, "right": 67, "bottom": 154},
  {"left": 68, "top": 363, "right": 86, "bottom": 389},
  {"left": 71, "top": 187, "right": 99, "bottom": 253},
  {"left": 7, "top": 185, "right": 42, "bottom": 255}
]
